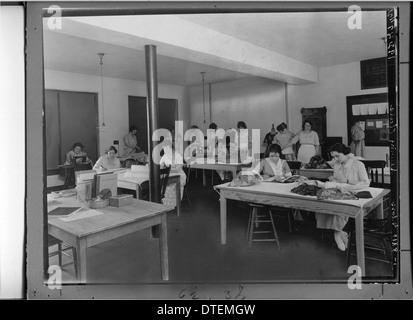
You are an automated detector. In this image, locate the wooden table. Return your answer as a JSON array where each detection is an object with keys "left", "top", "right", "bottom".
[
  {"left": 48, "top": 195, "right": 173, "bottom": 282},
  {"left": 214, "top": 182, "right": 390, "bottom": 276},
  {"left": 117, "top": 170, "right": 182, "bottom": 216},
  {"left": 190, "top": 162, "right": 249, "bottom": 186}
]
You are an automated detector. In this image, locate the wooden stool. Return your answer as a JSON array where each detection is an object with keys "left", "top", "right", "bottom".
[{"left": 246, "top": 204, "right": 281, "bottom": 250}]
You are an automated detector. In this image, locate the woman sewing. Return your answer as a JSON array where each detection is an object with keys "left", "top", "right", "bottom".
[
  {"left": 123, "top": 125, "right": 147, "bottom": 164},
  {"left": 307, "top": 143, "right": 370, "bottom": 251},
  {"left": 93, "top": 146, "right": 121, "bottom": 171},
  {"left": 253, "top": 144, "right": 292, "bottom": 180},
  {"left": 64, "top": 142, "right": 92, "bottom": 165}
]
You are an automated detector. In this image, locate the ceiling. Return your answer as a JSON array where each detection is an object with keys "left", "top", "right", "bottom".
[{"left": 43, "top": 11, "right": 387, "bottom": 86}]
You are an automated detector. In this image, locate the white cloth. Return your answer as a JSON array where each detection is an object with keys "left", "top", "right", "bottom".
[{"left": 297, "top": 144, "right": 316, "bottom": 164}]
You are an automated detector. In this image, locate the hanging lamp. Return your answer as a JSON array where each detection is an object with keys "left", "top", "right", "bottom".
[
  {"left": 97, "top": 52, "right": 106, "bottom": 127},
  {"left": 201, "top": 72, "right": 206, "bottom": 123}
]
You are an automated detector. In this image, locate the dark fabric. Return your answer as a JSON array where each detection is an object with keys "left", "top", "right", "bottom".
[
  {"left": 291, "top": 183, "right": 322, "bottom": 196},
  {"left": 355, "top": 191, "right": 373, "bottom": 198}
]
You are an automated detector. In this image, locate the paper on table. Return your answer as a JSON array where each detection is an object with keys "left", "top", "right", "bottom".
[
  {"left": 131, "top": 165, "right": 148, "bottom": 173},
  {"left": 59, "top": 208, "right": 103, "bottom": 222}
]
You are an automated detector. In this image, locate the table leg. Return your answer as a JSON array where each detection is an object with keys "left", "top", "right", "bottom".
[
  {"left": 220, "top": 194, "right": 227, "bottom": 245},
  {"left": 76, "top": 238, "right": 87, "bottom": 283},
  {"left": 202, "top": 169, "right": 206, "bottom": 187},
  {"left": 231, "top": 168, "right": 237, "bottom": 180},
  {"left": 159, "top": 213, "right": 169, "bottom": 280},
  {"left": 175, "top": 179, "right": 181, "bottom": 217},
  {"left": 355, "top": 211, "right": 366, "bottom": 276},
  {"left": 137, "top": 186, "right": 142, "bottom": 199},
  {"left": 374, "top": 198, "right": 384, "bottom": 219}
]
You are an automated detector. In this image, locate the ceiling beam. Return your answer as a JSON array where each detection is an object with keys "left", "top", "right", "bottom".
[{"left": 50, "top": 16, "right": 319, "bottom": 84}]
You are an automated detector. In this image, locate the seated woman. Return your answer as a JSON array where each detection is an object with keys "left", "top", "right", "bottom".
[
  {"left": 64, "top": 142, "right": 92, "bottom": 165},
  {"left": 308, "top": 143, "right": 370, "bottom": 252},
  {"left": 159, "top": 141, "right": 187, "bottom": 207},
  {"left": 93, "top": 146, "right": 121, "bottom": 171},
  {"left": 253, "top": 144, "right": 292, "bottom": 181}
]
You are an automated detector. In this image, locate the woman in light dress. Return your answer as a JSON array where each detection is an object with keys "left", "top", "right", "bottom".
[
  {"left": 292, "top": 120, "right": 320, "bottom": 164},
  {"left": 308, "top": 143, "right": 370, "bottom": 251},
  {"left": 253, "top": 144, "right": 292, "bottom": 180},
  {"left": 93, "top": 146, "right": 121, "bottom": 171}
]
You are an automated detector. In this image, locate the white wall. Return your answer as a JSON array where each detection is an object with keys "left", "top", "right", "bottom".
[
  {"left": 287, "top": 61, "right": 389, "bottom": 161},
  {"left": 190, "top": 77, "right": 286, "bottom": 152},
  {"left": 0, "top": 5, "right": 25, "bottom": 299},
  {"left": 45, "top": 70, "right": 191, "bottom": 158}
]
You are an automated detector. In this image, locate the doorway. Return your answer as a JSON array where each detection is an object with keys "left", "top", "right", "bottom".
[
  {"left": 128, "top": 96, "right": 178, "bottom": 153},
  {"left": 45, "top": 90, "right": 99, "bottom": 170}
]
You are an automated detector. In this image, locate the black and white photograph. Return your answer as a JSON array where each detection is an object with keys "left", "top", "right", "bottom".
[{"left": 0, "top": 1, "right": 411, "bottom": 301}]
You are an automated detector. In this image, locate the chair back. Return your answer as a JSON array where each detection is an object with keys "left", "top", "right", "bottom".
[
  {"left": 360, "top": 160, "right": 386, "bottom": 188},
  {"left": 286, "top": 161, "right": 302, "bottom": 175},
  {"left": 160, "top": 166, "right": 171, "bottom": 199}
]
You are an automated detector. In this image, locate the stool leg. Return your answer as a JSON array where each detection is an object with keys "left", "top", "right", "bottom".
[
  {"left": 57, "top": 242, "right": 62, "bottom": 266},
  {"left": 269, "top": 210, "right": 281, "bottom": 251},
  {"left": 248, "top": 207, "right": 256, "bottom": 247},
  {"left": 72, "top": 247, "right": 78, "bottom": 277},
  {"left": 246, "top": 207, "right": 253, "bottom": 242},
  {"left": 345, "top": 231, "right": 353, "bottom": 268}
]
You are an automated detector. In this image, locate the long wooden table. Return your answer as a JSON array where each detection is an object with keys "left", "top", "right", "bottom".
[
  {"left": 117, "top": 169, "right": 181, "bottom": 216},
  {"left": 48, "top": 195, "right": 173, "bottom": 282},
  {"left": 214, "top": 181, "right": 390, "bottom": 276}
]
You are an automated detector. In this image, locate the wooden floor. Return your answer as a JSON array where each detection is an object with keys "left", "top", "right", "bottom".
[{"left": 50, "top": 170, "right": 394, "bottom": 285}]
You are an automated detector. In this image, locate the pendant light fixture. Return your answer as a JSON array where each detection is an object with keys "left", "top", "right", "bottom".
[
  {"left": 201, "top": 71, "right": 206, "bottom": 123},
  {"left": 97, "top": 52, "right": 106, "bottom": 127}
]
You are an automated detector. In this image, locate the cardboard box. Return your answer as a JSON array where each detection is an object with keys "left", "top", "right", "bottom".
[{"left": 109, "top": 194, "right": 133, "bottom": 207}]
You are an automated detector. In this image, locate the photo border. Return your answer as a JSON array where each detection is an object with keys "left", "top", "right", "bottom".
[{"left": 26, "top": 1, "right": 412, "bottom": 299}]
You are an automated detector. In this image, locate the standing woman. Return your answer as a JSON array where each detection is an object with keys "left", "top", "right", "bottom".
[
  {"left": 310, "top": 143, "right": 370, "bottom": 251},
  {"left": 292, "top": 120, "right": 320, "bottom": 164},
  {"left": 274, "top": 122, "right": 296, "bottom": 160},
  {"left": 349, "top": 121, "right": 365, "bottom": 158},
  {"left": 123, "top": 125, "right": 141, "bottom": 157},
  {"left": 93, "top": 146, "right": 121, "bottom": 171}
]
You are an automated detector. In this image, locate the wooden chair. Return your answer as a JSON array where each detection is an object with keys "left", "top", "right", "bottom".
[
  {"left": 246, "top": 204, "right": 281, "bottom": 251},
  {"left": 360, "top": 160, "right": 386, "bottom": 188},
  {"left": 48, "top": 235, "right": 77, "bottom": 276},
  {"left": 160, "top": 166, "right": 171, "bottom": 199},
  {"left": 346, "top": 194, "right": 393, "bottom": 270},
  {"left": 181, "top": 164, "right": 191, "bottom": 206},
  {"left": 286, "top": 160, "right": 302, "bottom": 175},
  {"left": 345, "top": 160, "right": 392, "bottom": 272}
]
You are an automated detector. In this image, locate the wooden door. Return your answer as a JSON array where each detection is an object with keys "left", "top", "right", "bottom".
[
  {"left": 128, "top": 96, "right": 178, "bottom": 154},
  {"left": 45, "top": 90, "right": 98, "bottom": 169}
]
